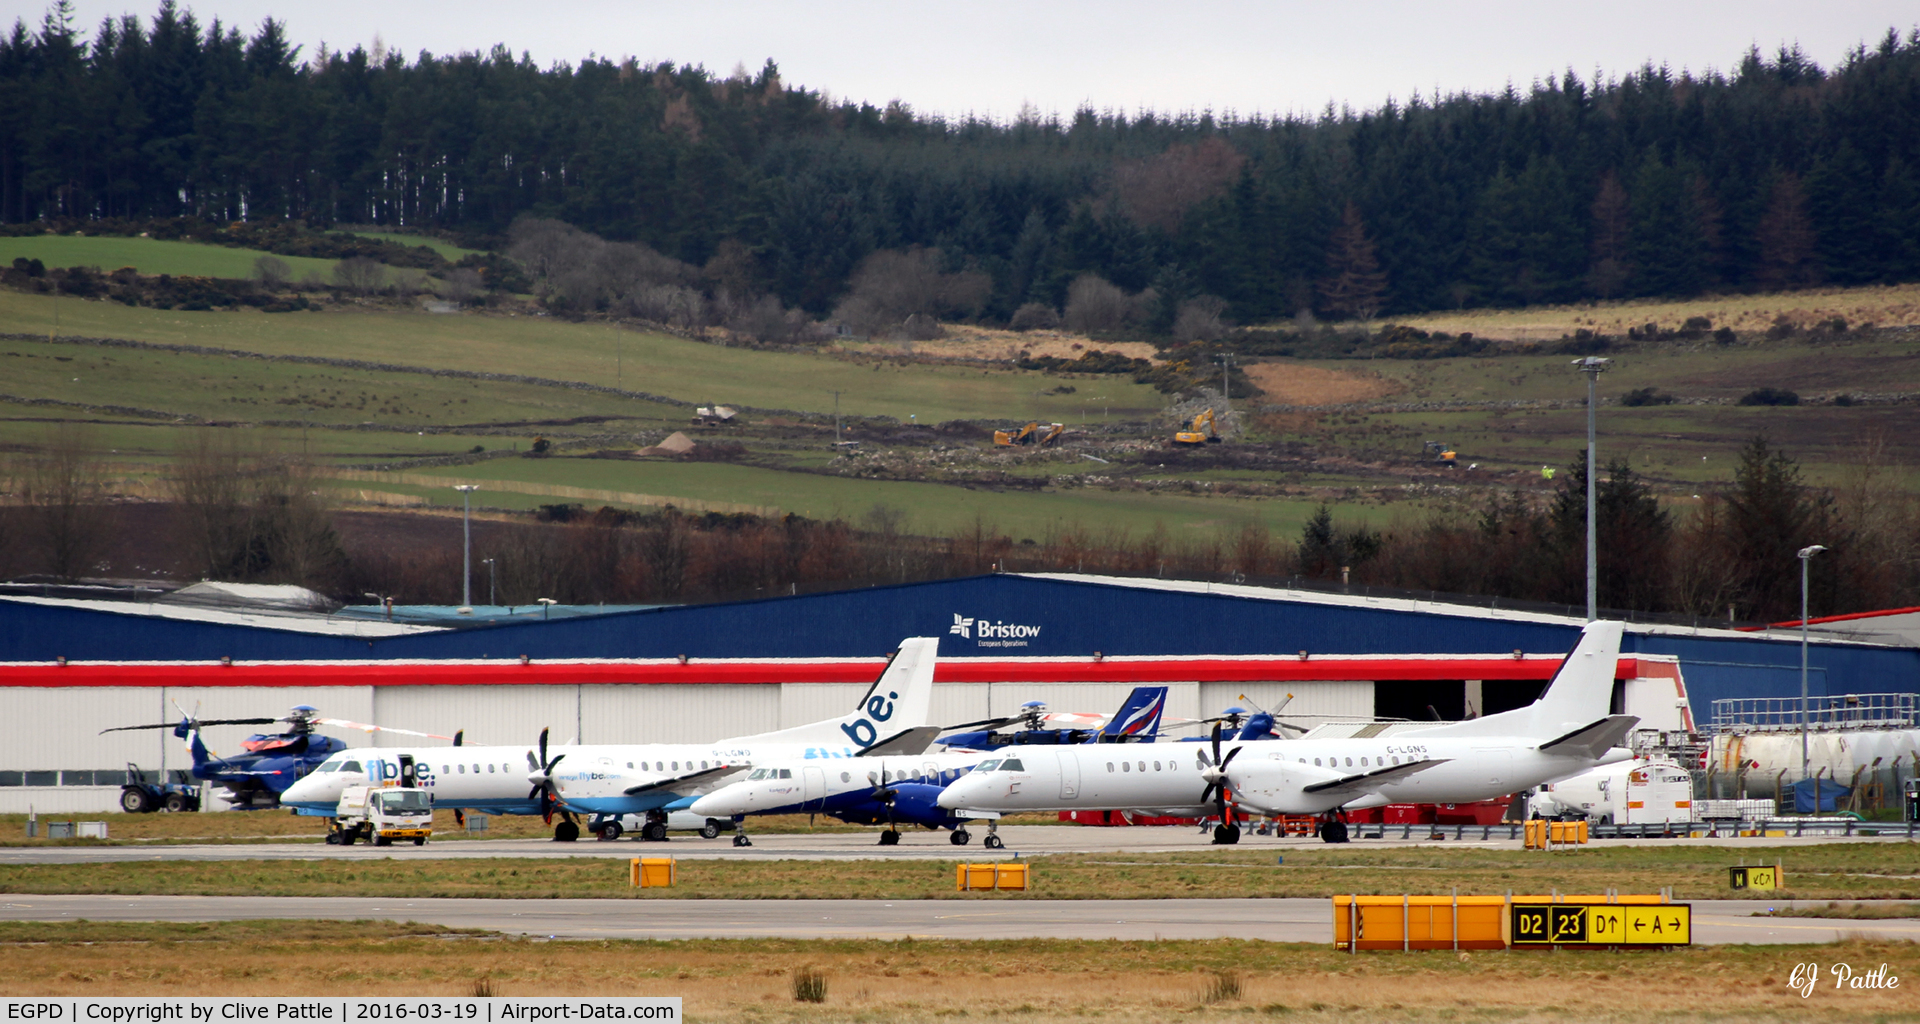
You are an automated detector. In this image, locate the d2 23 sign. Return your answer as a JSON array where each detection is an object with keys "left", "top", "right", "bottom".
[{"left": 1511, "top": 903, "right": 1691, "bottom": 946}]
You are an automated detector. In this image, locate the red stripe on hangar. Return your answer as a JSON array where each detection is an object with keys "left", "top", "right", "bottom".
[{"left": 0, "top": 657, "right": 1641, "bottom": 686}]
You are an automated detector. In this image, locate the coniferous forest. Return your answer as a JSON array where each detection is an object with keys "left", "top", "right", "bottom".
[{"left": 5, "top": 3, "right": 1920, "bottom": 325}]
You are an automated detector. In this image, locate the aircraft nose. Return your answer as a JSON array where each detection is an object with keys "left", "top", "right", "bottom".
[
  {"left": 936, "top": 779, "right": 977, "bottom": 809},
  {"left": 689, "top": 788, "right": 745, "bottom": 817}
]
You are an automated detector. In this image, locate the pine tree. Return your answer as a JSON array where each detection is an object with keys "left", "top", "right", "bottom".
[
  {"left": 1586, "top": 172, "right": 1631, "bottom": 298},
  {"left": 1317, "top": 201, "right": 1388, "bottom": 321},
  {"left": 1754, "top": 170, "right": 1820, "bottom": 289}
]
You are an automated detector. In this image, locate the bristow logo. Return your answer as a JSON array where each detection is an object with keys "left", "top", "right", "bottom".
[
  {"left": 839, "top": 689, "right": 899, "bottom": 748},
  {"left": 959, "top": 615, "right": 1042, "bottom": 647}
]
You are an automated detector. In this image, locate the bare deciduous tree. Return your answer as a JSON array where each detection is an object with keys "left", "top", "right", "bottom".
[
  {"left": 1008, "top": 302, "right": 1060, "bottom": 331},
  {"left": 332, "top": 255, "right": 387, "bottom": 295},
  {"left": 21, "top": 424, "right": 111, "bottom": 582},
  {"left": 831, "top": 247, "right": 988, "bottom": 340},
  {"left": 252, "top": 255, "right": 292, "bottom": 289},
  {"left": 1172, "top": 294, "right": 1228, "bottom": 343},
  {"left": 440, "top": 267, "right": 484, "bottom": 305},
  {"left": 1062, "top": 275, "right": 1128, "bottom": 334}
]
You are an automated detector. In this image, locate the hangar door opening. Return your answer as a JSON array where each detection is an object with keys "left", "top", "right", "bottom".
[{"left": 1374, "top": 681, "right": 1465, "bottom": 723}]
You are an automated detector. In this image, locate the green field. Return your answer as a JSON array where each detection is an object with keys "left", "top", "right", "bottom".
[
  {"left": 0, "top": 234, "right": 347, "bottom": 281},
  {"left": 343, "top": 458, "right": 1374, "bottom": 538},
  {"left": 0, "top": 291, "right": 1169, "bottom": 423}
]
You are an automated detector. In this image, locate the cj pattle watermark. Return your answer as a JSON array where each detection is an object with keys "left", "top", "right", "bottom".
[{"left": 1788, "top": 962, "right": 1900, "bottom": 997}]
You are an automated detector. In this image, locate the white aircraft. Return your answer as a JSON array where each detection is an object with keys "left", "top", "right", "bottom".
[
  {"left": 281, "top": 636, "right": 942, "bottom": 843},
  {"left": 689, "top": 750, "right": 999, "bottom": 846},
  {"left": 939, "top": 620, "right": 1638, "bottom": 844}
]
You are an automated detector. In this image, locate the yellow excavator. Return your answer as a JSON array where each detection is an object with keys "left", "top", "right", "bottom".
[
  {"left": 1172, "top": 408, "right": 1222, "bottom": 446},
  {"left": 993, "top": 422, "right": 1065, "bottom": 447}
]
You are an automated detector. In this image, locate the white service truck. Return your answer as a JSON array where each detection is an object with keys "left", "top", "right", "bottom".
[
  {"left": 1529, "top": 758, "right": 1694, "bottom": 826},
  {"left": 326, "top": 785, "right": 434, "bottom": 846}
]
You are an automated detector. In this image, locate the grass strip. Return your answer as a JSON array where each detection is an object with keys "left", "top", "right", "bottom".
[
  {"left": 0, "top": 921, "right": 1912, "bottom": 1022},
  {"left": 5, "top": 844, "right": 1918, "bottom": 901}
]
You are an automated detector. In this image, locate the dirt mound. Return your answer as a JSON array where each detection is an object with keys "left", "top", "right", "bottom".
[{"left": 1244, "top": 362, "right": 1404, "bottom": 405}]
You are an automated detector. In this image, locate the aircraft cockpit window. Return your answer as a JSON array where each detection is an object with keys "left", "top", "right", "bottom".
[
  {"left": 777, "top": 769, "right": 793, "bottom": 779},
  {"left": 974, "top": 759, "right": 1002, "bottom": 773},
  {"left": 317, "top": 757, "right": 346, "bottom": 773},
  {"left": 747, "top": 769, "right": 769, "bottom": 780},
  {"left": 342, "top": 761, "right": 362, "bottom": 774},
  {"left": 1000, "top": 759, "right": 1024, "bottom": 772}
]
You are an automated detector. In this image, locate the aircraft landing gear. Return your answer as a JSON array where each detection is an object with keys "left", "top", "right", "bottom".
[
  {"left": 553, "top": 819, "right": 580, "bottom": 842},
  {"left": 731, "top": 817, "right": 752, "bottom": 847},
  {"left": 1316, "top": 815, "right": 1350, "bottom": 844},
  {"left": 950, "top": 829, "right": 970, "bottom": 845},
  {"left": 641, "top": 809, "right": 670, "bottom": 842},
  {"left": 983, "top": 834, "right": 1004, "bottom": 850},
  {"left": 1211, "top": 823, "right": 1241, "bottom": 845},
  {"left": 878, "top": 829, "right": 901, "bottom": 846}
]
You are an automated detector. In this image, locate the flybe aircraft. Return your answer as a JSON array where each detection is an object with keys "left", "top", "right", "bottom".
[
  {"left": 281, "top": 636, "right": 940, "bottom": 842},
  {"left": 939, "top": 621, "right": 1638, "bottom": 845},
  {"left": 689, "top": 686, "right": 1177, "bottom": 847}
]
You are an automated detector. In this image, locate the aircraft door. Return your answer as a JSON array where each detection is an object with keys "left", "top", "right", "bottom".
[
  {"left": 1057, "top": 751, "right": 1080, "bottom": 800},
  {"left": 802, "top": 766, "right": 826, "bottom": 810},
  {"left": 398, "top": 754, "right": 416, "bottom": 788}
]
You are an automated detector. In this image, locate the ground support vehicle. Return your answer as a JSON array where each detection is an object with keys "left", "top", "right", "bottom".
[
  {"left": 590, "top": 809, "right": 729, "bottom": 841},
  {"left": 117, "top": 763, "right": 201, "bottom": 813},
  {"left": 326, "top": 786, "right": 433, "bottom": 846}
]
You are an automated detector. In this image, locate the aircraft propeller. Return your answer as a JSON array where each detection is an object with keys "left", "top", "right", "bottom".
[
  {"left": 1197, "top": 722, "right": 1244, "bottom": 830},
  {"left": 525, "top": 727, "right": 567, "bottom": 824},
  {"left": 452, "top": 730, "right": 465, "bottom": 828},
  {"left": 867, "top": 768, "right": 904, "bottom": 844}
]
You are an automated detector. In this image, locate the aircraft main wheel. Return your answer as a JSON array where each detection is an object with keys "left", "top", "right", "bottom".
[
  {"left": 597, "top": 822, "right": 623, "bottom": 841},
  {"left": 554, "top": 821, "right": 580, "bottom": 842},
  {"left": 700, "top": 822, "right": 722, "bottom": 840},
  {"left": 732, "top": 834, "right": 752, "bottom": 847},
  {"left": 120, "top": 788, "right": 153, "bottom": 814},
  {"left": 1226, "top": 824, "right": 1241, "bottom": 844},
  {"left": 163, "top": 792, "right": 190, "bottom": 813},
  {"left": 984, "top": 835, "right": 1004, "bottom": 850},
  {"left": 878, "top": 830, "right": 900, "bottom": 846},
  {"left": 643, "top": 822, "right": 668, "bottom": 842},
  {"left": 1322, "top": 820, "right": 1349, "bottom": 844},
  {"left": 1211, "top": 824, "right": 1233, "bottom": 845},
  {"left": 950, "top": 829, "right": 970, "bottom": 846}
]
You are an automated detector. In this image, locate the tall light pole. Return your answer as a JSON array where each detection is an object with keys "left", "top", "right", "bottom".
[
  {"left": 1571, "top": 357, "right": 1610, "bottom": 621},
  {"left": 453, "top": 485, "right": 478, "bottom": 609},
  {"left": 1798, "top": 543, "right": 1828, "bottom": 783},
  {"left": 481, "top": 557, "right": 496, "bottom": 607},
  {"left": 1213, "top": 353, "right": 1235, "bottom": 413}
]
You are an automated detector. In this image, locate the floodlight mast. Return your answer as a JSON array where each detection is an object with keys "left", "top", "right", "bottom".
[
  {"left": 1798, "top": 543, "right": 1828, "bottom": 783},
  {"left": 1571, "top": 357, "right": 1610, "bottom": 621},
  {"left": 453, "top": 485, "right": 479, "bottom": 609}
]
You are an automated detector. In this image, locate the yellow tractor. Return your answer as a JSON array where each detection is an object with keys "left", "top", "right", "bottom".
[
  {"left": 993, "top": 422, "right": 1064, "bottom": 447},
  {"left": 1172, "top": 408, "right": 1222, "bottom": 446}
]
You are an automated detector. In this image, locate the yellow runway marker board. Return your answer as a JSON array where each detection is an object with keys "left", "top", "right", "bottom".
[{"left": 1511, "top": 903, "right": 1691, "bottom": 946}]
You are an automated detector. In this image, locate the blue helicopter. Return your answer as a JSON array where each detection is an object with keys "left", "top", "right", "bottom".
[
  {"left": 100, "top": 705, "right": 452, "bottom": 810},
  {"left": 936, "top": 687, "right": 1170, "bottom": 750}
]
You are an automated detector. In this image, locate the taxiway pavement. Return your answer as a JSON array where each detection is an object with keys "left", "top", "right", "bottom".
[{"left": 2, "top": 894, "right": 1913, "bottom": 945}]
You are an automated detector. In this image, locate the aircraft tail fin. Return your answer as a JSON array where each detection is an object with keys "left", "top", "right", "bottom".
[
  {"left": 172, "top": 718, "right": 214, "bottom": 771},
  {"left": 1404, "top": 620, "right": 1626, "bottom": 741},
  {"left": 1099, "top": 686, "right": 1169, "bottom": 740},
  {"left": 731, "top": 636, "right": 940, "bottom": 751}
]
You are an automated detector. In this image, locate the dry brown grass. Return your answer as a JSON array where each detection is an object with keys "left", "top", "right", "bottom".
[
  {"left": 1380, "top": 282, "right": 1920, "bottom": 342},
  {"left": 0, "top": 921, "right": 1911, "bottom": 1022},
  {"left": 1243, "top": 362, "right": 1406, "bottom": 405},
  {"left": 835, "top": 326, "right": 1159, "bottom": 364}
]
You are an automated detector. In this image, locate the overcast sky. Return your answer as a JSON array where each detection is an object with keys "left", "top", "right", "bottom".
[{"left": 15, "top": 1, "right": 1919, "bottom": 121}]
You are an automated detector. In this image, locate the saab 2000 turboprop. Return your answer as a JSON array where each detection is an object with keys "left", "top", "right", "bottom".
[
  {"left": 939, "top": 621, "right": 1638, "bottom": 845},
  {"left": 281, "top": 637, "right": 941, "bottom": 843}
]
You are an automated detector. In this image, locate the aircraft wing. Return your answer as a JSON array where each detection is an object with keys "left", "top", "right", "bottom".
[
  {"left": 622, "top": 765, "right": 739, "bottom": 797},
  {"left": 1538, "top": 715, "right": 1640, "bottom": 760},
  {"left": 1300, "top": 758, "right": 1450, "bottom": 797},
  {"left": 856, "top": 725, "right": 943, "bottom": 757}
]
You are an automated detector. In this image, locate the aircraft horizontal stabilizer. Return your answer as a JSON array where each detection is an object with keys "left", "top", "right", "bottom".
[
  {"left": 1538, "top": 714, "right": 1640, "bottom": 760},
  {"left": 856, "top": 725, "right": 942, "bottom": 757},
  {"left": 622, "top": 764, "right": 739, "bottom": 796},
  {"left": 1301, "top": 757, "right": 1450, "bottom": 797}
]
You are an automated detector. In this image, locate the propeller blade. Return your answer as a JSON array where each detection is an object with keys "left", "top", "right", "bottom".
[
  {"left": 538, "top": 727, "right": 549, "bottom": 766},
  {"left": 1209, "top": 722, "right": 1223, "bottom": 765},
  {"left": 98, "top": 717, "right": 276, "bottom": 734},
  {"left": 453, "top": 808, "right": 465, "bottom": 827},
  {"left": 1219, "top": 745, "right": 1243, "bottom": 772},
  {"left": 526, "top": 750, "right": 539, "bottom": 772},
  {"left": 546, "top": 753, "right": 565, "bottom": 773},
  {"left": 941, "top": 716, "right": 1018, "bottom": 732},
  {"left": 453, "top": 730, "right": 464, "bottom": 748},
  {"left": 314, "top": 718, "right": 454, "bottom": 740}
]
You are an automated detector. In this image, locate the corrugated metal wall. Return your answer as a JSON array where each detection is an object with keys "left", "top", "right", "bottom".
[{"left": 1198, "top": 680, "right": 1374, "bottom": 724}]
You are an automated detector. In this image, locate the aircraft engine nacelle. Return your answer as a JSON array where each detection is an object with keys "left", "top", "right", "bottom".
[
  {"left": 1226, "top": 761, "right": 1356, "bottom": 816},
  {"left": 887, "top": 783, "right": 960, "bottom": 828}
]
